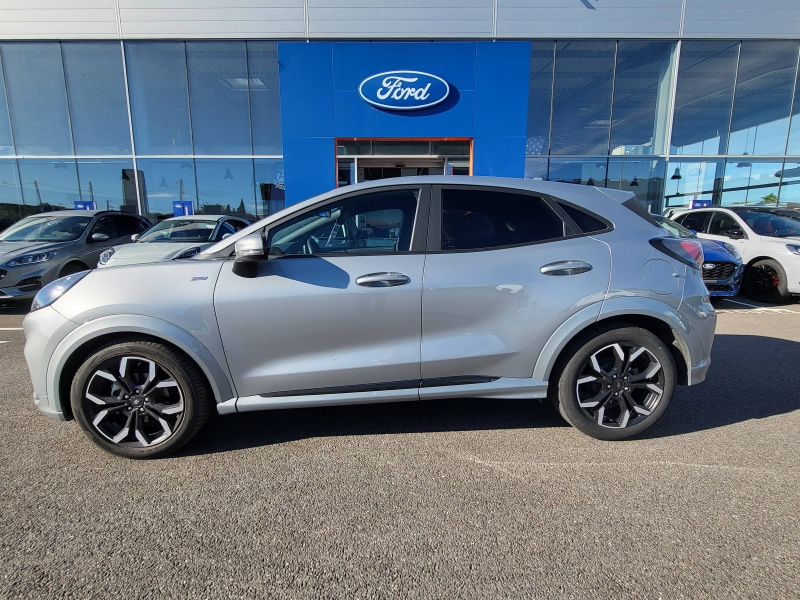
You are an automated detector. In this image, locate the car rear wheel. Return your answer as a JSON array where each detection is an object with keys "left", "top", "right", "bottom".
[
  {"left": 744, "top": 259, "right": 790, "bottom": 304},
  {"left": 70, "top": 339, "right": 211, "bottom": 459},
  {"left": 552, "top": 325, "right": 676, "bottom": 440}
]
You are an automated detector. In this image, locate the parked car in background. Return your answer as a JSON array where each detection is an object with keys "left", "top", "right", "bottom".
[
  {"left": 0, "top": 210, "right": 150, "bottom": 303},
  {"left": 23, "top": 177, "right": 716, "bottom": 458},
  {"left": 653, "top": 215, "right": 743, "bottom": 299},
  {"left": 674, "top": 207, "right": 800, "bottom": 303},
  {"left": 0, "top": 219, "right": 14, "bottom": 233},
  {"left": 97, "top": 215, "right": 250, "bottom": 268}
]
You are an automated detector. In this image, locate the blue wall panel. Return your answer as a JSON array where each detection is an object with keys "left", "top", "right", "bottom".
[{"left": 278, "top": 40, "right": 531, "bottom": 205}]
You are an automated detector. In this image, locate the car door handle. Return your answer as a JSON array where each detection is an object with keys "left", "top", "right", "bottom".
[
  {"left": 540, "top": 261, "right": 593, "bottom": 276},
  {"left": 355, "top": 272, "right": 410, "bottom": 287}
]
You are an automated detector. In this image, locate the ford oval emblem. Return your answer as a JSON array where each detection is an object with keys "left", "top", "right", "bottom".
[{"left": 358, "top": 71, "right": 450, "bottom": 111}]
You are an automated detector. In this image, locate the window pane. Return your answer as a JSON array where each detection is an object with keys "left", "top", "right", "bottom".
[
  {"left": 186, "top": 42, "right": 251, "bottom": 155},
  {"left": 247, "top": 41, "right": 282, "bottom": 155},
  {"left": 0, "top": 58, "right": 14, "bottom": 155},
  {"left": 526, "top": 41, "right": 555, "bottom": 156},
  {"left": 195, "top": 159, "right": 256, "bottom": 221},
  {"left": 62, "top": 42, "right": 131, "bottom": 155},
  {"left": 548, "top": 158, "right": 607, "bottom": 187},
  {"left": 17, "top": 159, "right": 79, "bottom": 212},
  {"left": 441, "top": 188, "right": 564, "bottom": 250},
  {"left": 372, "top": 141, "right": 431, "bottom": 155},
  {"left": 268, "top": 189, "right": 419, "bottom": 255},
  {"left": 721, "top": 159, "right": 782, "bottom": 206},
  {"left": 610, "top": 41, "right": 675, "bottom": 156},
  {"left": 126, "top": 42, "right": 192, "bottom": 155},
  {"left": 431, "top": 141, "right": 470, "bottom": 156},
  {"left": 663, "top": 159, "right": 724, "bottom": 209},
  {"left": 788, "top": 71, "right": 800, "bottom": 155},
  {"left": 778, "top": 161, "right": 800, "bottom": 206},
  {"left": 557, "top": 202, "right": 607, "bottom": 233},
  {"left": 136, "top": 159, "right": 197, "bottom": 223},
  {"left": 671, "top": 41, "right": 739, "bottom": 155},
  {"left": 728, "top": 42, "right": 799, "bottom": 156},
  {"left": 254, "top": 158, "right": 285, "bottom": 217},
  {"left": 676, "top": 211, "right": 711, "bottom": 233},
  {"left": 2, "top": 43, "right": 73, "bottom": 155},
  {"left": 606, "top": 157, "right": 666, "bottom": 214},
  {"left": 0, "top": 160, "right": 24, "bottom": 221},
  {"left": 524, "top": 157, "right": 548, "bottom": 180},
  {"left": 113, "top": 215, "right": 149, "bottom": 236},
  {"left": 337, "top": 141, "right": 371, "bottom": 156},
  {"left": 77, "top": 159, "right": 138, "bottom": 213},
  {"left": 550, "top": 41, "right": 616, "bottom": 155}
]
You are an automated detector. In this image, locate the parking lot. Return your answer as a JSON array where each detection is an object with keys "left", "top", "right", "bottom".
[{"left": 1, "top": 298, "right": 798, "bottom": 599}]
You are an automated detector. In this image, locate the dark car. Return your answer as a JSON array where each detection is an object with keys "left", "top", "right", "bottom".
[{"left": 0, "top": 210, "right": 151, "bottom": 302}]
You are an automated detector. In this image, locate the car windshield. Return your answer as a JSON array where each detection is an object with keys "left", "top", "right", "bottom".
[
  {"left": 138, "top": 220, "right": 217, "bottom": 243},
  {"left": 653, "top": 215, "right": 695, "bottom": 239},
  {"left": 734, "top": 210, "right": 800, "bottom": 237},
  {"left": 0, "top": 215, "right": 92, "bottom": 242}
]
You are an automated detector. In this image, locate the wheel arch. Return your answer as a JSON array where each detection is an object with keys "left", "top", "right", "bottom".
[
  {"left": 59, "top": 260, "right": 91, "bottom": 277},
  {"left": 48, "top": 315, "right": 236, "bottom": 419}
]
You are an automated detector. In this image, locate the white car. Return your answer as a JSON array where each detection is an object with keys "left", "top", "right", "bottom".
[
  {"left": 98, "top": 215, "right": 249, "bottom": 269},
  {"left": 674, "top": 207, "right": 800, "bottom": 303}
]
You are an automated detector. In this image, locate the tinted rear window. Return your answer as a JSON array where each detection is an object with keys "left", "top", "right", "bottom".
[
  {"left": 441, "top": 188, "right": 565, "bottom": 251},
  {"left": 557, "top": 202, "right": 608, "bottom": 233}
]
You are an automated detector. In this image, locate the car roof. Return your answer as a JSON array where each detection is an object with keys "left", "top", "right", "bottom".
[
  {"left": 25, "top": 210, "right": 143, "bottom": 218},
  {"left": 163, "top": 215, "right": 234, "bottom": 222}
]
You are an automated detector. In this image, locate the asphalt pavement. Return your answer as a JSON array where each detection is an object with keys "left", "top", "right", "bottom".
[{"left": 0, "top": 298, "right": 798, "bottom": 599}]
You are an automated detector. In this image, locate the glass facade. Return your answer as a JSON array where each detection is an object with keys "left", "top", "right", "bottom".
[{"left": 525, "top": 39, "right": 800, "bottom": 212}]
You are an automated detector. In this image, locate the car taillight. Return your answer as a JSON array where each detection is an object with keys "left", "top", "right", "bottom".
[{"left": 649, "top": 237, "right": 704, "bottom": 269}]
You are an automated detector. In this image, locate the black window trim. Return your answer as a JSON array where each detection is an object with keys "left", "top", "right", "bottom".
[{"left": 427, "top": 184, "right": 609, "bottom": 254}]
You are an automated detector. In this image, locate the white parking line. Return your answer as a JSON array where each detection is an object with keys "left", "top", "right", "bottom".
[
  {"left": 719, "top": 298, "right": 761, "bottom": 309},
  {"left": 0, "top": 341, "right": 9, "bottom": 344},
  {"left": 0, "top": 327, "right": 23, "bottom": 331}
]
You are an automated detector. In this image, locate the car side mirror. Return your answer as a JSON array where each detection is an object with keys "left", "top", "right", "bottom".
[
  {"left": 689, "top": 229, "right": 697, "bottom": 235},
  {"left": 90, "top": 233, "right": 110, "bottom": 243},
  {"left": 221, "top": 233, "right": 232, "bottom": 240},
  {"left": 231, "top": 234, "right": 265, "bottom": 278},
  {"left": 724, "top": 229, "right": 744, "bottom": 240},
  {"left": 131, "top": 234, "right": 140, "bottom": 242}
]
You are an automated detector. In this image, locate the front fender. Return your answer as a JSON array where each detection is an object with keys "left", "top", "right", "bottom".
[{"left": 46, "top": 314, "right": 237, "bottom": 416}]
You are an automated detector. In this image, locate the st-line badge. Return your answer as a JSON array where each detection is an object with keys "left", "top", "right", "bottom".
[{"left": 358, "top": 71, "right": 450, "bottom": 111}]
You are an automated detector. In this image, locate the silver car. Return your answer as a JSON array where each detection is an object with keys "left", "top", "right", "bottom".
[
  {"left": 0, "top": 210, "right": 150, "bottom": 303},
  {"left": 23, "top": 177, "right": 716, "bottom": 459}
]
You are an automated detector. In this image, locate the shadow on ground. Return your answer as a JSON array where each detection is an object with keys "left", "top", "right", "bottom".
[
  {"left": 180, "top": 333, "right": 800, "bottom": 456},
  {"left": 0, "top": 300, "right": 32, "bottom": 315}
]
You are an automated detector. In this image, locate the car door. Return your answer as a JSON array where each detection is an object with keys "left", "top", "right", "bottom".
[
  {"left": 704, "top": 210, "right": 749, "bottom": 257},
  {"left": 214, "top": 185, "right": 429, "bottom": 399},
  {"left": 79, "top": 215, "right": 124, "bottom": 267},
  {"left": 420, "top": 185, "right": 612, "bottom": 382}
]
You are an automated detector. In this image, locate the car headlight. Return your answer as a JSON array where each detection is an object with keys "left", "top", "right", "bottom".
[
  {"left": 174, "top": 247, "right": 201, "bottom": 260},
  {"left": 787, "top": 244, "right": 800, "bottom": 256},
  {"left": 723, "top": 242, "right": 741, "bottom": 260},
  {"left": 6, "top": 250, "right": 56, "bottom": 267},
  {"left": 98, "top": 247, "right": 115, "bottom": 265},
  {"left": 30, "top": 271, "right": 90, "bottom": 312}
]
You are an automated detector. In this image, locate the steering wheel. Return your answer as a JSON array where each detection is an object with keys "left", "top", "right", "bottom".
[{"left": 305, "top": 236, "right": 321, "bottom": 255}]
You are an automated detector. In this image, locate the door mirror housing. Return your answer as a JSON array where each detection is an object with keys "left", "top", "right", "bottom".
[
  {"left": 724, "top": 229, "right": 745, "bottom": 240},
  {"left": 90, "top": 233, "right": 110, "bottom": 243},
  {"left": 232, "top": 234, "right": 265, "bottom": 278},
  {"left": 130, "top": 233, "right": 140, "bottom": 242}
]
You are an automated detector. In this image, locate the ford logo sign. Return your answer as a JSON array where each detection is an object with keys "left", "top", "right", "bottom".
[
  {"left": 358, "top": 71, "right": 450, "bottom": 111},
  {"left": 703, "top": 263, "right": 715, "bottom": 270}
]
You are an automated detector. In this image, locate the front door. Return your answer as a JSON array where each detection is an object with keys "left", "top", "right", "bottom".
[{"left": 215, "top": 185, "right": 430, "bottom": 398}]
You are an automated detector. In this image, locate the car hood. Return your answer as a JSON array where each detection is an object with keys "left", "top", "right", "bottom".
[
  {"left": 105, "top": 242, "right": 210, "bottom": 267},
  {"left": 0, "top": 240, "right": 71, "bottom": 260},
  {"left": 697, "top": 239, "right": 740, "bottom": 264}
]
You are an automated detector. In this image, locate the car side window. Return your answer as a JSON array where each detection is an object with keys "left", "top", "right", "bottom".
[
  {"left": 216, "top": 221, "right": 237, "bottom": 240},
  {"left": 556, "top": 202, "right": 609, "bottom": 233},
  {"left": 267, "top": 189, "right": 419, "bottom": 257},
  {"left": 675, "top": 211, "right": 710, "bottom": 233},
  {"left": 228, "top": 219, "right": 248, "bottom": 232},
  {"left": 441, "top": 188, "right": 565, "bottom": 251},
  {"left": 90, "top": 216, "right": 117, "bottom": 239},
  {"left": 708, "top": 212, "right": 743, "bottom": 236},
  {"left": 113, "top": 215, "right": 148, "bottom": 237}
]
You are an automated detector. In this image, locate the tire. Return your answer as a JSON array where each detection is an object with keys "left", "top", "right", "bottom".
[
  {"left": 60, "top": 262, "right": 90, "bottom": 278},
  {"left": 744, "top": 259, "right": 790, "bottom": 304},
  {"left": 70, "top": 338, "right": 211, "bottom": 459},
  {"left": 550, "top": 325, "right": 677, "bottom": 441}
]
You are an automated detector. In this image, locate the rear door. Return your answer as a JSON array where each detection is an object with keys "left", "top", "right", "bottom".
[{"left": 420, "top": 185, "right": 612, "bottom": 381}]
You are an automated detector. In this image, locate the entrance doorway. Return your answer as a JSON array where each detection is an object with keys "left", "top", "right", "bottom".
[{"left": 336, "top": 139, "right": 471, "bottom": 187}]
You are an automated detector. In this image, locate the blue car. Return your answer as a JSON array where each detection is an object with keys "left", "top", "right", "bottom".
[{"left": 654, "top": 215, "right": 743, "bottom": 298}]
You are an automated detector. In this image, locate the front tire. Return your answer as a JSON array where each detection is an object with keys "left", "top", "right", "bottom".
[
  {"left": 70, "top": 339, "right": 211, "bottom": 459},
  {"left": 744, "top": 259, "right": 790, "bottom": 304},
  {"left": 551, "top": 325, "right": 677, "bottom": 440}
]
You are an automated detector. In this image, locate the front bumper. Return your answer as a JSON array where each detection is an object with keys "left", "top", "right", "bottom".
[
  {"left": 703, "top": 263, "right": 744, "bottom": 297},
  {"left": 0, "top": 263, "right": 58, "bottom": 300},
  {"left": 23, "top": 305, "right": 79, "bottom": 420}
]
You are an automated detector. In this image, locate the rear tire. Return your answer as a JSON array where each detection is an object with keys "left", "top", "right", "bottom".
[
  {"left": 70, "top": 338, "right": 211, "bottom": 459},
  {"left": 551, "top": 325, "right": 677, "bottom": 441},
  {"left": 744, "top": 259, "right": 790, "bottom": 304}
]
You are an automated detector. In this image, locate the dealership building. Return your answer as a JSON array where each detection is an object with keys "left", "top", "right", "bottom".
[{"left": 0, "top": 1, "right": 799, "bottom": 224}]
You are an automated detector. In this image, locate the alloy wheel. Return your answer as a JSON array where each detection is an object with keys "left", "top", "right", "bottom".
[
  {"left": 82, "top": 355, "right": 185, "bottom": 447},
  {"left": 746, "top": 264, "right": 781, "bottom": 300},
  {"left": 575, "top": 343, "right": 665, "bottom": 429}
]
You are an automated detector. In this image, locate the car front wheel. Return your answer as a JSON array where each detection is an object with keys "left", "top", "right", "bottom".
[
  {"left": 70, "top": 339, "right": 211, "bottom": 459},
  {"left": 552, "top": 325, "right": 677, "bottom": 440}
]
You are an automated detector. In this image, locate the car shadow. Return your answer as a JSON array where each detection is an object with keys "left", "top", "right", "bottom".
[
  {"left": 176, "top": 332, "right": 800, "bottom": 456},
  {"left": 0, "top": 300, "right": 32, "bottom": 315}
]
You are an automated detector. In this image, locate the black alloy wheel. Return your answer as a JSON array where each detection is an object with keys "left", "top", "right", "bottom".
[{"left": 744, "top": 259, "right": 790, "bottom": 304}]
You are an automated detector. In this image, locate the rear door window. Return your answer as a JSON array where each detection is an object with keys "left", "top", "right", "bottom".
[
  {"left": 676, "top": 211, "right": 711, "bottom": 233},
  {"left": 440, "top": 188, "right": 565, "bottom": 251}
]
